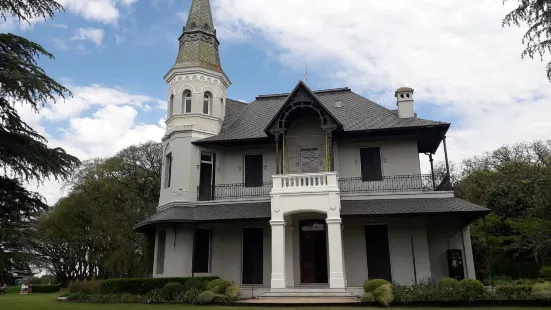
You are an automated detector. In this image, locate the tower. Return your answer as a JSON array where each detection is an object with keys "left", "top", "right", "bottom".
[{"left": 159, "top": 0, "right": 231, "bottom": 207}]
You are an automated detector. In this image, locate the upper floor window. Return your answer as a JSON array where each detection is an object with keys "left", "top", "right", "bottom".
[
  {"left": 360, "top": 147, "right": 382, "bottom": 182},
  {"left": 244, "top": 154, "right": 263, "bottom": 187},
  {"left": 168, "top": 94, "right": 174, "bottom": 118},
  {"left": 184, "top": 91, "right": 192, "bottom": 113},
  {"left": 165, "top": 153, "right": 173, "bottom": 188},
  {"left": 203, "top": 93, "right": 211, "bottom": 115}
]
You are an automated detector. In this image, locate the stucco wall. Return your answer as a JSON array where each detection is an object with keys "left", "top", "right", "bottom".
[
  {"left": 426, "top": 216, "right": 476, "bottom": 280},
  {"left": 337, "top": 136, "right": 421, "bottom": 178},
  {"left": 153, "top": 224, "right": 194, "bottom": 278},
  {"left": 342, "top": 216, "right": 431, "bottom": 287}
]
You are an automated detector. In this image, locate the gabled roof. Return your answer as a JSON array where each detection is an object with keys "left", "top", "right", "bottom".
[
  {"left": 195, "top": 84, "right": 449, "bottom": 144},
  {"left": 263, "top": 80, "right": 343, "bottom": 133}
]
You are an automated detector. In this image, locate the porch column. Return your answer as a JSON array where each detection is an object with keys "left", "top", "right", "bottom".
[
  {"left": 270, "top": 220, "right": 286, "bottom": 289},
  {"left": 326, "top": 218, "right": 346, "bottom": 288},
  {"left": 462, "top": 226, "right": 476, "bottom": 279},
  {"left": 285, "top": 225, "right": 295, "bottom": 287}
]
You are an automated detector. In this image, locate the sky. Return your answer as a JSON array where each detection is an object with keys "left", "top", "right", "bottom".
[{"left": 3, "top": 0, "right": 551, "bottom": 204}]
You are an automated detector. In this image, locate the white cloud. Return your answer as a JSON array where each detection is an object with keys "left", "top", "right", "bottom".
[
  {"left": 72, "top": 27, "right": 105, "bottom": 46},
  {"left": 57, "top": 0, "right": 137, "bottom": 25},
  {"left": 213, "top": 0, "right": 551, "bottom": 170},
  {"left": 16, "top": 84, "right": 165, "bottom": 205}
]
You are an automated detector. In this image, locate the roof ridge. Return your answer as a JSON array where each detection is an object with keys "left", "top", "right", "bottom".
[{"left": 256, "top": 87, "right": 351, "bottom": 100}]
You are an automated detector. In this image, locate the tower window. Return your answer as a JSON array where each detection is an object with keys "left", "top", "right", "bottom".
[
  {"left": 184, "top": 91, "right": 192, "bottom": 113},
  {"left": 165, "top": 153, "right": 173, "bottom": 188},
  {"left": 168, "top": 94, "right": 174, "bottom": 118},
  {"left": 203, "top": 93, "right": 211, "bottom": 115}
]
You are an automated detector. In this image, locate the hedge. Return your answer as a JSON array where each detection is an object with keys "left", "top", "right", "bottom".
[
  {"left": 32, "top": 284, "right": 60, "bottom": 293},
  {"left": 100, "top": 277, "right": 218, "bottom": 295}
]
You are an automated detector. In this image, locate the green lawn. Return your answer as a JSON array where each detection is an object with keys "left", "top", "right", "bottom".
[{"left": 0, "top": 292, "right": 549, "bottom": 310}]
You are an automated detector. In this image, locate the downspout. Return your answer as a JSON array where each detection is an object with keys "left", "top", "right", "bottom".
[{"left": 409, "top": 216, "right": 418, "bottom": 285}]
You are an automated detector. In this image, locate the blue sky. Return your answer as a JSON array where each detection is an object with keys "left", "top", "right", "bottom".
[{"left": 5, "top": 0, "right": 551, "bottom": 203}]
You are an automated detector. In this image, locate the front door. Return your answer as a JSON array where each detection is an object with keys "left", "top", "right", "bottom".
[
  {"left": 300, "top": 220, "right": 328, "bottom": 284},
  {"left": 198, "top": 153, "right": 215, "bottom": 201}
]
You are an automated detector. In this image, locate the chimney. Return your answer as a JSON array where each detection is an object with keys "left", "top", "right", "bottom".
[{"left": 395, "top": 87, "right": 415, "bottom": 118}]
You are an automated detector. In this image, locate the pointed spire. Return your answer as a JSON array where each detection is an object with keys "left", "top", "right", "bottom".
[{"left": 174, "top": 0, "right": 222, "bottom": 72}]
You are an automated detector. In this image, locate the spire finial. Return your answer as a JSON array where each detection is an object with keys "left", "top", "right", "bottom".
[
  {"left": 173, "top": 0, "right": 222, "bottom": 72},
  {"left": 304, "top": 63, "right": 308, "bottom": 85}
]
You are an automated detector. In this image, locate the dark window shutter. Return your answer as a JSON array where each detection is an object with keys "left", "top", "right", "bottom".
[
  {"left": 360, "top": 148, "right": 382, "bottom": 181},
  {"left": 245, "top": 155, "right": 263, "bottom": 187},
  {"left": 193, "top": 229, "right": 211, "bottom": 273},
  {"left": 156, "top": 230, "right": 166, "bottom": 274},
  {"left": 242, "top": 228, "right": 264, "bottom": 284}
]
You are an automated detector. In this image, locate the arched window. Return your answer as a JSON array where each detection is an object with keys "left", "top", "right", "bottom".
[
  {"left": 203, "top": 93, "right": 211, "bottom": 115},
  {"left": 168, "top": 94, "right": 174, "bottom": 118},
  {"left": 183, "top": 90, "right": 192, "bottom": 113}
]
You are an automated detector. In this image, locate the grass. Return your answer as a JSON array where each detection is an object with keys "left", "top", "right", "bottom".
[{"left": 1, "top": 292, "right": 551, "bottom": 310}]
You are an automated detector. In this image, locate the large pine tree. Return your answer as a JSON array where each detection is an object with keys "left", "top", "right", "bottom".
[{"left": 0, "top": 0, "right": 80, "bottom": 283}]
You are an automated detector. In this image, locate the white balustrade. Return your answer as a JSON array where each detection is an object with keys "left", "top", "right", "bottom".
[{"left": 272, "top": 172, "right": 339, "bottom": 193}]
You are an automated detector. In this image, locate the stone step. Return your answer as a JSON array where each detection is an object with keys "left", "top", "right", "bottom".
[{"left": 259, "top": 289, "right": 357, "bottom": 298}]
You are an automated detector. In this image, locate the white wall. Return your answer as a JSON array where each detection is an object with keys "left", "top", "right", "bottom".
[
  {"left": 337, "top": 136, "right": 421, "bottom": 178},
  {"left": 342, "top": 216, "right": 431, "bottom": 287},
  {"left": 153, "top": 224, "right": 194, "bottom": 278},
  {"left": 426, "top": 216, "right": 476, "bottom": 280}
]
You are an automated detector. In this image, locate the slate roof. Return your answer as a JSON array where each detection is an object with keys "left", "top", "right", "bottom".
[
  {"left": 134, "top": 198, "right": 488, "bottom": 231},
  {"left": 196, "top": 87, "right": 449, "bottom": 144}
]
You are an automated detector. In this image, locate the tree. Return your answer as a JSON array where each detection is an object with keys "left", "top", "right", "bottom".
[
  {"left": 30, "top": 142, "right": 161, "bottom": 282},
  {"left": 502, "top": 0, "right": 551, "bottom": 81},
  {"left": 456, "top": 140, "right": 551, "bottom": 280},
  {"left": 0, "top": 0, "right": 80, "bottom": 284}
]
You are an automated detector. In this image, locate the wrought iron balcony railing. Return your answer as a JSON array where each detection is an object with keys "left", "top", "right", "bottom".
[
  {"left": 338, "top": 174, "right": 446, "bottom": 194},
  {"left": 197, "top": 182, "right": 273, "bottom": 201}
]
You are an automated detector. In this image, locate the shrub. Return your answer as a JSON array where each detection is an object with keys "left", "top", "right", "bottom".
[
  {"left": 459, "top": 278, "right": 485, "bottom": 300},
  {"left": 161, "top": 282, "right": 184, "bottom": 301},
  {"left": 364, "top": 279, "right": 390, "bottom": 293},
  {"left": 495, "top": 285, "right": 533, "bottom": 300},
  {"left": 174, "top": 288, "right": 200, "bottom": 304},
  {"left": 100, "top": 276, "right": 218, "bottom": 295},
  {"left": 224, "top": 284, "right": 240, "bottom": 301},
  {"left": 31, "top": 284, "right": 60, "bottom": 293},
  {"left": 532, "top": 290, "right": 551, "bottom": 301},
  {"left": 205, "top": 279, "right": 233, "bottom": 293},
  {"left": 69, "top": 281, "right": 82, "bottom": 293},
  {"left": 437, "top": 278, "right": 460, "bottom": 289},
  {"left": 69, "top": 280, "right": 100, "bottom": 294},
  {"left": 196, "top": 291, "right": 216, "bottom": 304},
  {"left": 372, "top": 283, "right": 394, "bottom": 307},
  {"left": 145, "top": 288, "right": 166, "bottom": 303},
  {"left": 67, "top": 292, "right": 89, "bottom": 301},
  {"left": 540, "top": 266, "right": 551, "bottom": 281},
  {"left": 533, "top": 282, "right": 551, "bottom": 293},
  {"left": 361, "top": 292, "right": 375, "bottom": 303}
]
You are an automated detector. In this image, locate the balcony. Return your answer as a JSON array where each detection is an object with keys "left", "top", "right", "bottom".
[
  {"left": 197, "top": 174, "right": 451, "bottom": 201},
  {"left": 197, "top": 182, "right": 272, "bottom": 201}
]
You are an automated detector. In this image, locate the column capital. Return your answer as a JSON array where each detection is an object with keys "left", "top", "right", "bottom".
[
  {"left": 326, "top": 218, "right": 342, "bottom": 225},
  {"left": 270, "top": 220, "right": 286, "bottom": 226}
]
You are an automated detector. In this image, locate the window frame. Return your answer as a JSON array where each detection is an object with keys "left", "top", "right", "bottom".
[
  {"left": 243, "top": 154, "right": 264, "bottom": 187},
  {"left": 203, "top": 92, "right": 212, "bottom": 115},
  {"left": 184, "top": 90, "right": 192, "bottom": 113},
  {"left": 192, "top": 228, "right": 212, "bottom": 273},
  {"left": 165, "top": 153, "right": 173, "bottom": 188},
  {"left": 359, "top": 147, "right": 383, "bottom": 182}
]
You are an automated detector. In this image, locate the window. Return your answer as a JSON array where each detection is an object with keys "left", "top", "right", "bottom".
[
  {"left": 244, "top": 154, "right": 263, "bottom": 187},
  {"left": 360, "top": 147, "right": 382, "bottom": 181},
  {"left": 165, "top": 153, "right": 173, "bottom": 188},
  {"left": 203, "top": 93, "right": 211, "bottom": 114},
  {"left": 300, "top": 148, "right": 319, "bottom": 173},
  {"left": 242, "top": 228, "right": 263, "bottom": 284},
  {"left": 184, "top": 91, "right": 192, "bottom": 113},
  {"left": 156, "top": 230, "right": 166, "bottom": 274},
  {"left": 168, "top": 94, "right": 174, "bottom": 118},
  {"left": 193, "top": 228, "right": 211, "bottom": 273}
]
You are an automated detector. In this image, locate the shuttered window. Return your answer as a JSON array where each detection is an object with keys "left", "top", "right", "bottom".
[
  {"left": 360, "top": 147, "right": 383, "bottom": 181},
  {"left": 193, "top": 229, "right": 211, "bottom": 273},
  {"left": 244, "top": 155, "right": 263, "bottom": 187}
]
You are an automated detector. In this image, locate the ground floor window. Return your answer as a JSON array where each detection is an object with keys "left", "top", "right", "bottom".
[
  {"left": 193, "top": 228, "right": 211, "bottom": 273},
  {"left": 242, "top": 227, "right": 263, "bottom": 284},
  {"left": 156, "top": 230, "right": 166, "bottom": 274},
  {"left": 365, "top": 224, "right": 392, "bottom": 281}
]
